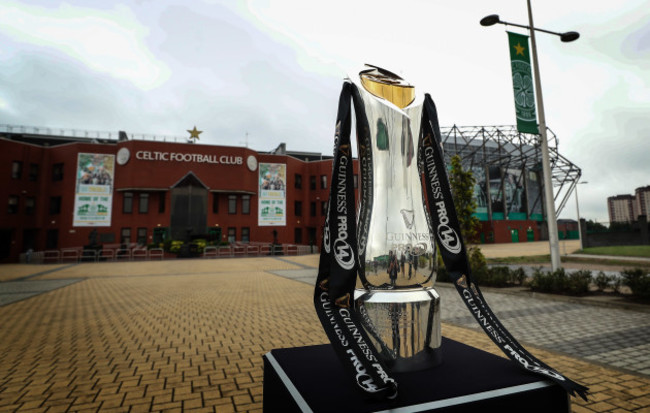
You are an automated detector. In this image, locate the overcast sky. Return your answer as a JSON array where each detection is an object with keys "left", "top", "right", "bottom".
[{"left": 1, "top": 0, "right": 648, "bottom": 223}]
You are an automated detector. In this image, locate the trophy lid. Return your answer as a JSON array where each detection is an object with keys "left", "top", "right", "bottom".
[{"left": 359, "top": 64, "right": 416, "bottom": 109}]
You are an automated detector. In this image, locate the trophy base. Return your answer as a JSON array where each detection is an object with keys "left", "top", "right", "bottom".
[{"left": 354, "top": 287, "right": 442, "bottom": 373}]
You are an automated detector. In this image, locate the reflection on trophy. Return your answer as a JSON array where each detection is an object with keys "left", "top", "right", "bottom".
[{"left": 351, "top": 65, "right": 441, "bottom": 372}]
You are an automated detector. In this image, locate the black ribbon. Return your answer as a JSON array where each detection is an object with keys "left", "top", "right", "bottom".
[{"left": 314, "top": 83, "right": 589, "bottom": 402}]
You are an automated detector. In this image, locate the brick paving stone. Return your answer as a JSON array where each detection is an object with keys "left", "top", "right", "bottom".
[{"left": 1, "top": 257, "right": 650, "bottom": 412}]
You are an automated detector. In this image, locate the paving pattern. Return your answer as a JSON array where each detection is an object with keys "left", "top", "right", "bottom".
[{"left": 0, "top": 257, "right": 648, "bottom": 413}]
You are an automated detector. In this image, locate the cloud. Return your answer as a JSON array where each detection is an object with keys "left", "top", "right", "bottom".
[{"left": 0, "top": 1, "right": 170, "bottom": 90}]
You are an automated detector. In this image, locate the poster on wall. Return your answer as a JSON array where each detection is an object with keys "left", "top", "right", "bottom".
[
  {"left": 73, "top": 153, "right": 115, "bottom": 227},
  {"left": 258, "top": 163, "right": 286, "bottom": 226}
]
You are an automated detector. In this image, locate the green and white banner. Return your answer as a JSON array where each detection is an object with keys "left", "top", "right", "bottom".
[
  {"left": 258, "top": 163, "right": 286, "bottom": 226},
  {"left": 73, "top": 153, "right": 115, "bottom": 227},
  {"left": 508, "top": 32, "right": 539, "bottom": 134}
]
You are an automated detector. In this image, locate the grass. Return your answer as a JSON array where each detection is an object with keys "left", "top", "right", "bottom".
[{"left": 578, "top": 245, "right": 650, "bottom": 258}]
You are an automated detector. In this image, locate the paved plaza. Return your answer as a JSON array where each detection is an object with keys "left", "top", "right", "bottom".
[{"left": 1, "top": 250, "right": 650, "bottom": 412}]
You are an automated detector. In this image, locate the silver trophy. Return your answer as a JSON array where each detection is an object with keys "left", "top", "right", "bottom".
[{"left": 352, "top": 65, "right": 441, "bottom": 373}]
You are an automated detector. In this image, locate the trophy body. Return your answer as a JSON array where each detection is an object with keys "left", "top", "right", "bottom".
[{"left": 352, "top": 66, "right": 441, "bottom": 372}]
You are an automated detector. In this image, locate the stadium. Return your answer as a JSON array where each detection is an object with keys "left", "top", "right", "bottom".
[{"left": 1, "top": 124, "right": 580, "bottom": 263}]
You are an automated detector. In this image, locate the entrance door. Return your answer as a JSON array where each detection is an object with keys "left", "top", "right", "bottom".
[
  {"left": 170, "top": 173, "right": 208, "bottom": 241},
  {"left": 510, "top": 229, "right": 519, "bottom": 243}
]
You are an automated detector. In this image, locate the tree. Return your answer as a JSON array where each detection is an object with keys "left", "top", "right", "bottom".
[{"left": 449, "top": 155, "right": 480, "bottom": 243}]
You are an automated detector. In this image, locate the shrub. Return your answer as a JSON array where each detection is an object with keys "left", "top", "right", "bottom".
[
  {"left": 567, "top": 270, "right": 592, "bottom": 295},
  {"left": 594, "top": 271, "right": 611, "bottom": 292},
  {"left": 487, "top": 266, "right": 511, "bottom": 287},
  {"left": 511, "top": 267, "right": 527, "bottom": 285},
  {"left": 621, "top": 268, "right": 650, "bottom": 300},
  {"left": 469, "top": 247, "right": 488, "bottom": 283}
]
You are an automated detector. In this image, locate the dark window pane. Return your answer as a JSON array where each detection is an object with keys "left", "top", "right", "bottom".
[
  {"left": 159, "top": 192, "right": 166, "bottom": 213},
  {"left": 46, "top": 229, "right": 59, "bottom": 249},
  {"left": 295, "top": 201, "right": 302, "bottom": 216},
  {"left": 321, "top": 175, "right": 327, "bottom": 189},
  {"left": 11, "top": 161, "right": 22, "bottom": 179},
  {"left": 25, "top": 197, "right": 35, "bottom": 215},
  {"left": 241, "top": 227, "right": 250, "bottom": 243},
  {"left": 310, "top": 202, "right": 316, "bottom": 217},
  {"left": 137, "top": 227, "right": 147, "bottom": 245},
  {"left": 212, "top": 193, "right": 219, "bottom": 213},
  {"left": 310, "top": 175, "right": 316, "bottom": 190},
  {"left": 121, "top": 227, "right": 131, "bottom": 244},
  {"left": 123, "top": 192, "right": 133, "bottom": 213},
  {"left": 8, "top": 195, "right": 18, "bottom": 214},
  {"left": 29, "top": 164, "right": 39, "bottom": 181},
  {"left": 295, "top": 174, "right": 302, "bottom": 189},
  {"left": 139, "top": 193, "right": 149, "bottom": 213},
  {"left": 49, "top": 196, "right": 62, "bottom": 215},
  {"left": 242, "top": 195, "right": 251, "bottom": 215},
  {"left": 228, "top": 227, "right": 236, "bottom": 243},
  {"left": 52, "top": 163, "right": 64, "bottom": 181},
  {"left": 228, "top": 195, "right": 237, "bottom": 214}
]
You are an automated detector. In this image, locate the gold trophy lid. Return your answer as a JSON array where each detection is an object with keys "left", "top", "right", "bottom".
[{"left": 360, "top": 64, "right": 416, "bottom": 109}]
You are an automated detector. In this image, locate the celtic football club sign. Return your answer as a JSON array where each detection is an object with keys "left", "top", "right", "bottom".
[{"left": 508, "top": 32, "right": 539, "bottom": 134}]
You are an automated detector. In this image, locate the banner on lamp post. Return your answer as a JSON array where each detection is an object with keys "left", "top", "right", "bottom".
[{"left": 508, "top": 31, "right": 539, "bottom": 134}]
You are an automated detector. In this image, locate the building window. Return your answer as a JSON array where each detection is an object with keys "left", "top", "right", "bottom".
[
  {"left": 29, "top": 164, "right": 39, "bottom": 181},
  {"left": 295, "top": 174, "right": 302, "bottom": 189},
  {"left": 52, "top": 163, "right": 64, "bottom": 181},
  {"left": 159, "top": 192, "right": 166, "bottom": 213},
  {"left": 228, "top": 227, "right": 236, "bottom": 243},
  {"left": 242, "top": 195, "right": 251, "bottom": 215},
  {"left": 310, "top": 202, "right": 316, "bottom": 217},
  {"left": 321, "top": 201, "right": 327, "bottom": 216},
  {"left": 121, "top": 227, "right": 131, "bottom": 244},
  {"left": 310, "top": 175, "right": 316, "bottom": 190},
  {"left": 139, "top": 193, "right": 149, "bottom": 213},
  {"left": 354, "top": 174, "right": 358, "bottom": 189},
  {"left": 294, "top": 228, "right": 303, "bottom": 244},
  {"left": 241, "top": 227, "right": 250, "bottom": 243},
  {"left": 49, "top": 197, "right": 62, "bottom": 215},
  {"left": 11, "top": 161, "right": 22, "bottom": 179},
  {"left": 228, "top": 195, "right": 237, "bottom": 214},
  {"left": 137, "top": 227, "right": 147, "bottom": 245},
  {"left": 295, "top": 201, "right": 302, "bottom": 217},
  {"left": 25, "top": 197, "right": 35, "bottom": 215},
  {"left": 321, "top": 175, "right": 327, "bottom": 189},
  {"left": 8, "top": 195, "right": 18, "bottom": 214},
  {"left": 123, "top": 192, "right": 133, "bottom": 213},
  {"left": 46, "top": 229, "right": 59, "bottom": 250},
  {"left": 212, "top": 193, "right": 219, "bottom": 213}
]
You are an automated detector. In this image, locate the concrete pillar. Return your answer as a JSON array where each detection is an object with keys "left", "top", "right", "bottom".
[{"left": 579, "top": 218, "right": 588, "bottom": 249}]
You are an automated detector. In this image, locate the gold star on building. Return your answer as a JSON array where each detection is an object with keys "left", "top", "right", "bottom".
[
  {"left": 187, "top": 126, "right": 203, "bottom": 141},
  {"left": 514, "top": 43, "right": 525, "bottom": 56}
]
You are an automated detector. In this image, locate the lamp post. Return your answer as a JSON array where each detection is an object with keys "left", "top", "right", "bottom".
[
  {"left": 576, "top": 180, "right": 588, "bottom": 250},
  {"left": 480, "top": 1, "right": 579, "bottom": 271}
]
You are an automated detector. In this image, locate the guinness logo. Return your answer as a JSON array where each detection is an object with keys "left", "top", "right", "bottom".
[
  {"left": 456, "top": 274, "right": 468, "bottom": 289},
  {"left": 339, "top": 144, "right": 351, "bottom": 156},
  {"left": 334, "top": 238, "right": 355, "bottom": 270},
  {"left": 400, "top": 209, "right": 415, "bottom": 230},
  {"left": 423, "top": 133, "right": 433, "bottom": 147},
  {"left": 335, "top": 293, "right": 351, "bottom": 308},
  {"left": 319, "top": 278, "right": 329, "bottom": 291},
  {"left": 437, "top": 223, "right": 462, "bottom": 254}
]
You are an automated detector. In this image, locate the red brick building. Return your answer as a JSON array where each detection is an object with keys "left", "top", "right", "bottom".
[{"left": 1, "top": 132, "right": 345, "bottom": 263}]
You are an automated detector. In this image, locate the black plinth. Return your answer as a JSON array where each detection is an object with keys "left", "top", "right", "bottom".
[{"left": 263, "top": 337, "right": 569, "bottom": 413}]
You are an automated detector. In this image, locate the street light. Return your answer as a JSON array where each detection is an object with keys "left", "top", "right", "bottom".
[
  {"left": 481, "top": 0, "right": 579, "bottom": 271},
  {"left": 576, "top": 180, "right": 588, "bottom": 250}
]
